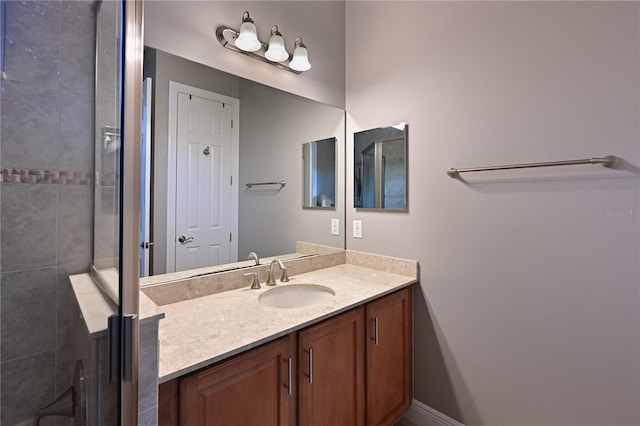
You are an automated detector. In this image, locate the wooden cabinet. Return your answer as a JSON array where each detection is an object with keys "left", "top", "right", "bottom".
[
  {"left": 298, "top": 306, "right": 365, "bottom": 426},
  {"left": 178, "top": 334, "right": 296, "bottom": 426},
  {"left": 365, "top": 287, "right": 412, "bottom": 426},
  {"left": 158, "top": 287, "right": 412, "bottom": 426}
]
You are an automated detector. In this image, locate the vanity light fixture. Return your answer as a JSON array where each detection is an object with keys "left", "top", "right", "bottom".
[
  {"left": 234, "top": 11, "right": 261, "bottom": 52},
  {"left": 216, "top": 11, "right": 311, "bottom": 74},
  {"left": 289, "top": 38, "right": 312, "bottom": 72},
  {"left": 265, "top": 26, "right": 289, "bottom": 62}
]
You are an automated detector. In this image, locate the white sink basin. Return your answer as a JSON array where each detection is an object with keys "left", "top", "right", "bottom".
[{"left": 258, "top": 284, "right": 335, "bottom": 309}]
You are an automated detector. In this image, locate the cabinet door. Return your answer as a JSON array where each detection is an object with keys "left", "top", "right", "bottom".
[
  {"left": 298, "top": 306, "right": 365, "bottom": 426},
  {"left": 180, "top": 335, "right": 296, "bottom": 426},
  {"left": 366, "top": 287, "right": 413, "bottom": 426}
]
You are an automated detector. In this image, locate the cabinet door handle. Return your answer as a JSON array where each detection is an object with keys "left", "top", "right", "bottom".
[
  {"left": 371, "top": 317, "right": 379, "bottom": 345},
  {"left": 304, "top": 348, "right": 313, "bottom": 384},
  {"left": 284, "top": 356, "right": 292, "bottom": 396}
]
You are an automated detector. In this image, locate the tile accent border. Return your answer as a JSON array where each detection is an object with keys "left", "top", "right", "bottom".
[{"left": 0, "top": 168, "right": 92, "bottom": 185}]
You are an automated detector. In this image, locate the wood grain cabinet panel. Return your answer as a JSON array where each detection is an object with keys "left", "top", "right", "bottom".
[
  {"left": 158, "top": 287, "right": 414, "bottom": 426},
  {"left": 179, "top": 335, "right": 295, "bottom": 426},
  {"left": 298, "top": 306, "right": 365, "bottom": 426},
  {"left": 365, "top": 287, "right": 413, "bottom": 426}
]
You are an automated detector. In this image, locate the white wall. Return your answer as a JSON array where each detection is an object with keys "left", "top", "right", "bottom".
[
  {"left": 345, "top": 2, "right": 639, "bottom": 425},
  {"left": 144, "top": 1, "right": 345, "bottom": 108}
]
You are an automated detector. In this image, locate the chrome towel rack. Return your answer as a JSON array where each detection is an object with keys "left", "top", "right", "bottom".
[
  {"left": 245, "top": 180, "right": 286, "bottom": 189},
  {"left": 447, "top": 156, "right": 616, "bottom": 178}
]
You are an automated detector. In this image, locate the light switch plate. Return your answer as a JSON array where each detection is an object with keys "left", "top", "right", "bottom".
[
  {"left": 331, "top": 218, "right": 340, "bottom": 236},
  {"left": 352, "top": 220, "right": 362, "bottom": 238}
]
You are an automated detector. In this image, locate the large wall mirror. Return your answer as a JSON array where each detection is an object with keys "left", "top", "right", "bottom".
[
  {"left": 138, "top": 48, "right": 346, "bottom": 284},
  {"left": 354, "top": 123, "right": 408, "bottom": 211}
]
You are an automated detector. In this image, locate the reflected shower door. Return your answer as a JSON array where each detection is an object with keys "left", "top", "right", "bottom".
[{"left": 359, "top": 137, "right": 405, "bottom": 209}]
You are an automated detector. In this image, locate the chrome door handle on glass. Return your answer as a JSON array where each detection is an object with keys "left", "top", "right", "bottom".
[{"left": 178, "top": 235, "right": 194, "bottom": 244}]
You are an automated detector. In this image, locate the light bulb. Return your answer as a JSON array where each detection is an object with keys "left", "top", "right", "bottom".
[
  {"left": 289, "top": 37, "right": 311, "bottom": 72},
  {"left": 265, "top": 26, "right": 289, "bottom": 62},
  {"left": 235, "top": 12, "right": 261, "bottom": 52}
]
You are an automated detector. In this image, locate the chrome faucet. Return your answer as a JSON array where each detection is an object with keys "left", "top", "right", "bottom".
[
  {"left": 267, "top": 258, "right": 289, "bottom": 286},
  {"left": 244, "top": 272, "right": 261, "bottom": 289},
  {"left": 247, "top": 251, "right": 260, "bottom": 266}
]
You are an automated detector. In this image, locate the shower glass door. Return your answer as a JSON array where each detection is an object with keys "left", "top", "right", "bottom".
[{"left": 93, "top": 0, "right": 143, "bottom": 423}]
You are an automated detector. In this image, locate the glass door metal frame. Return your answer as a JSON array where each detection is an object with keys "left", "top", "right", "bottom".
[{"left": 120, "top": 0, "right": 143, "bottom": 423}]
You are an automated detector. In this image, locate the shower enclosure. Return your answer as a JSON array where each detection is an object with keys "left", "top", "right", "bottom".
[
  {"left": 92, "top": 0, "right": 144, "bottom": 423},
  {"left": 1, "top": 0, "right": 145, "bottom": 423}
]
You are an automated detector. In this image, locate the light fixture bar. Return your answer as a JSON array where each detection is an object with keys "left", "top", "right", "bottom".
[{"left": 216, "top": 26, "right": 302, "bottom": 74}]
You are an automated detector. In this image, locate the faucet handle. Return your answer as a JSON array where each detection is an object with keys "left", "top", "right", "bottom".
[{"left": 244, "top": 272, "right": 260, "bottom": 289}]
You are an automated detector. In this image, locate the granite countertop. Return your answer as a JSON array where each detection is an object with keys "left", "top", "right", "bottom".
[
  {"left": 70, "top": 271, "right": 165, "bottom": 338},
  {"left": 156, "top": 253, "right": 418, "bottom": 383}
]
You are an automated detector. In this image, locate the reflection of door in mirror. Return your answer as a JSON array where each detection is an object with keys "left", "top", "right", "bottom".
[
  {"left": 167, "top": 82, "right": 240, "bottom": 274},
  {"left": 303, "top": 138, "right": 337, "bottom": 209},
  {"left": 140, "top": 78, "right": 153, "bottom": 277},
  {"left": 354, "top": 123, "right": 408, "bottom": 211}
]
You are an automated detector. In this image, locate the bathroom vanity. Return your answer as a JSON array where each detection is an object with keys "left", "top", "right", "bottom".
[{"left": 146, "top": 250, "right": 417, "bottom": 426}]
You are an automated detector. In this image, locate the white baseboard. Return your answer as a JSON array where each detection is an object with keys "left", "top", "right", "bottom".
[{"left": 403, "top": 399, "right": 465, "bottom": 426}]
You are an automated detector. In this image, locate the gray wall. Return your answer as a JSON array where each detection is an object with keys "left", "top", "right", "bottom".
[
  {"left": 0, "top": 1, "right": 94, "bottom": 425},
  {"left": 144, "top": 1, "right": 346, "bottom": 109},
  {"left": 238, "top": 79, "right": 345, "bottom": 258},
  {"left": 346, "top": 2, "right": 639, "bottom": 425}
]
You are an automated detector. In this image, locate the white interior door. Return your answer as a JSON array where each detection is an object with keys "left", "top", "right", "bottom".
[
  {"left": 140, "top": 77, "right": 152, "bottom": 277},
  {"left": 175, "top": 92, "right": 233, "bottom": 271}
]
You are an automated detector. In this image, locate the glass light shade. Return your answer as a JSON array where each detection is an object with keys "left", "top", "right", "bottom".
[
  {"left": 265, "top": 33, "right": 289, "bottom": 62},
  {"left": 235, "top": 21, "right": 261, "bottom": 52},
  {"left": 289, "top": 45, "right": 311, "bottom": 72}
]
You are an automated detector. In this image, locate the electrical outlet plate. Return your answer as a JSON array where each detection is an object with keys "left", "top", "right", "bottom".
[
  {"left": 352, "top": 220, "right": 362, "bottom": 238},
  {"left": 331, "top": 218, "right": 340, "bottom": 236}
]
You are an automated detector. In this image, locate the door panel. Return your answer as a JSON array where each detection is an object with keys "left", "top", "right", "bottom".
[
  {"left": 175, "top": 93, "right": 233, "bottom": 271},
  {"left": 366, "top": 288, "right": 413, "bottom": 425},
  {"left": 180, "top": 336, "right": 296, "bottom": 426},
  {"left": 298, "top": 307, "right": 365, "bottom": 426}
]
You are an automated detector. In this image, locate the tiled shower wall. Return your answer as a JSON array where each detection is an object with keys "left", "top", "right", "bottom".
[{"left": 0, "top": 1, "right": 95, "bottom": 425}]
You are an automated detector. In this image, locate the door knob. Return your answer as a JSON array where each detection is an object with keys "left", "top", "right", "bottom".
[{"left": 178, "top": 235, "right": 194, "bottom": 244}]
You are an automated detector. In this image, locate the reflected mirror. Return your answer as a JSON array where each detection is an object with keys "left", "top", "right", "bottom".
[
  {"left": 354, "top": 123, "right": 408, "bottom": 211},
  {"left": 139, "top": 48, "right": 345, "bottom": 283},
  {"left": 303, "top": 138, "right": 337, "bottom": 209}
]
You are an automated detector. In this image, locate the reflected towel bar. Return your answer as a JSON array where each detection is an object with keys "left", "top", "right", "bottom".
[
  {"left": 245, "top": 180, "right": 286, "bottom": 188},
  {"left": 447, "top": 156, "right": 616, "bottom": 178}
]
